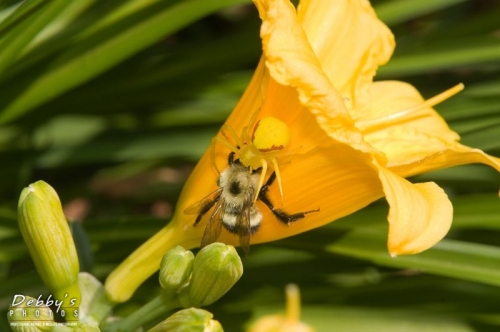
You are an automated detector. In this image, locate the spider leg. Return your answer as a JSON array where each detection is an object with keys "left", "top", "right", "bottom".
[
  {"left": 212, "top": 136, "right": 241, "bottom": 172},
  {"left": 253, "top": 159, "right": 267, "bottom": 204},
  {"left": 211, "top": 122, "right": 247, "bottom": 173},
  {"left": 210, "top": 137, "right": 222, "bottom": 174},
  {"left": 243, "top": 105, "right": 262, "bottom": 142},
  {"left": 271, "top": 157, "right": 284, "bottom": 205},
  {"left": 221, "top": 124, "right": 245, "bottom": 148},
  {"left": 258, "top": 172, "right": 319, "bottom": 225}
]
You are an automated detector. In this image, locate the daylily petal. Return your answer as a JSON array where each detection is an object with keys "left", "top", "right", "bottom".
[
  {"left": 359, "top": 81, "right": 459, "bottom": 139},
  {"left": 248, "top": 146, "right": 384, "bottom": 244},
  {"left": 359, "top": 81, "right": 500, "bottom": 178},
  {"left": 254, "top": 0, "right": 381, "bottom": 159},
  {"left": 390, "top": 143, "right": 500, "bottom": 182},
  {"left": 207, "top": 55, "right": 333, "bottom": 169},
  {"left": 221, "top": 57, "right": 268, "bottom": 135},
  {"left": 378, "top": 167, "right": 453, "bottom": 256},
  {"left": 359, "top": 81, "right": 459, "bottom": 156},
  {"left": 255, "top": 0, "right": 353, "bottom": 133},
  {"left": 297, "top": 0, "right": 394, "bottom": 111}
]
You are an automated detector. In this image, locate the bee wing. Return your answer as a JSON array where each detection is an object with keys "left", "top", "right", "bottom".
[
  {"left": 236, "top": 194, "right": 253, "bottom": 256},
  {"left": 184, "top": 188, "right": 223, "bottom": 226},
  {"left": 200, "top": 196, "right": 225, "bottom": 248}
]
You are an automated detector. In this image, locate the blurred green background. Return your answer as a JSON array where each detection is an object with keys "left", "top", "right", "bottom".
[{"left": 1, "top": 0, "right": 500, "bottom": 331}]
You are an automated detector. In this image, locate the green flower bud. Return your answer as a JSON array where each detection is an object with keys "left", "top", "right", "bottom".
[
  {"left": 179, "top": 243, "right": 243, "bottom": 308},
  {"left": 159, "top": 246, "right": 194, "bottom": 294},
  {"left": 17, "top": 181, "right": 81, "bottom": 310},
  {"left": 7, "top": 295, "right": 54, "bottom": 332},
  {"left": 148, "top": 308, "right": 223, "bottom": 332}
]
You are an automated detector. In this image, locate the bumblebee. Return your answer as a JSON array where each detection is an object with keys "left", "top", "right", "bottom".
[{"left": 185, "top": 152, "right": 318, "bottom": 255}]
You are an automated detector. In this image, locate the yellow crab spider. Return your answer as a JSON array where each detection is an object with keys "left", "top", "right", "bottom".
[{"left": 210, "top": 116, "right": 291, "bottom": 204}]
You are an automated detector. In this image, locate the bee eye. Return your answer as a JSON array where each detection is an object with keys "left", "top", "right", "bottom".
[{"left": 252, "top": 117, "right": 290, "bottom": 152}]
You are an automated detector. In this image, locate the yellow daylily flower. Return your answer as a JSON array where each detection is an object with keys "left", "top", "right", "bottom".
[
  {"left": 247, "top": 284, "right": 314, "bottom": 332},
  {"left": 105, "top": 0, "right": 500, "bottom": 302}
]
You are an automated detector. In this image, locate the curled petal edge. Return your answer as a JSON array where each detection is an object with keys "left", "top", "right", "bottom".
[{"left": 377, "top": 166, "right": 453, "bottom": 256}]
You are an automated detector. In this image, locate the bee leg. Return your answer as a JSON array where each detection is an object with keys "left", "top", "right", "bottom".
[
  {"left": 261, "top": 170, "right": 277, "bottom": 189},
  {"left": 259, "top": 172, "right": 319, "bottom": 225},
  {"left": 194, "top": 196, "right": 219, "bottom": 226},
  {"left": 228, "top": 151, "right": 236, "bottom": 165}
]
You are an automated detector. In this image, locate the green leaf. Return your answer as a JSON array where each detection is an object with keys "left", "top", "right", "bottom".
[
  {"left": 461, "top": 124, "right": 500, "bottom": 151},
  {"left": 0, "top": 0, "right": 43, "bottom": 35},
  {"left": 378, "top": 36, "right": 500, "bottom": 77},
  {"left": 374, "top": 0, "right": 468, "bottom": 26},
  {"left": 326, "top": 228, "right": 500, "bottom": 288},
  {"left": 0, "top": 0, "right": 71, "bottom": 76},
  {"left": 0, "top": 0, "right": 251, "bottom": 124},
  {"left": 35, "top": 127, "right": 216, "bottom": 167},
  {"left": 463, "top": 80, "right": 500, "bottom": 98}
]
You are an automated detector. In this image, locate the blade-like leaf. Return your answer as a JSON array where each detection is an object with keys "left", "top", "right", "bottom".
[
  {"left": 0, "top": 0, "right": 70, "bottom": 76},
  {"left": 326, "top": 228, "right": 500, "bottom": 287},
  {"left": 374, "top": 0, "right": 468, "bottom": 26},
  {"left": 0, "top": 0, "right": 251, "bottom": 124},
  {"left": 378, "top": 36, "right": 500, "bottom": 77}
]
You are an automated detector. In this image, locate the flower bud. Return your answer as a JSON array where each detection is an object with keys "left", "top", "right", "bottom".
[
  {"left": 17, "top": 181, "right": 81, "bottom": 309},
  {"left": 159, "top": 246, "right": 194, "bottom": 294},
  {"left": 247, "top": 284, "right": 314, "bottom": 332},
  {"left": 148, "top": 308, "right": 223, "bottom": 332},
  {"left": 8, "top": 295, "right": 54, "bottom": 332},
  {"left": 179, "top": 243, "right": 243, "bottom": 308}
]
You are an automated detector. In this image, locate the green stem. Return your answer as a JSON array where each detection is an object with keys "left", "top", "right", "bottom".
[{"left": 104, "top": 293, "right": 180, "bottom": 332}]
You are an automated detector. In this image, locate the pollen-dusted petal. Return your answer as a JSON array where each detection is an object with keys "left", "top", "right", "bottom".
[
  {"left": 297, "top": 0, "right": 394, "bottom": 111},
  {"left": 378, "top": 167, "right": 453, "bottom": 256}
]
